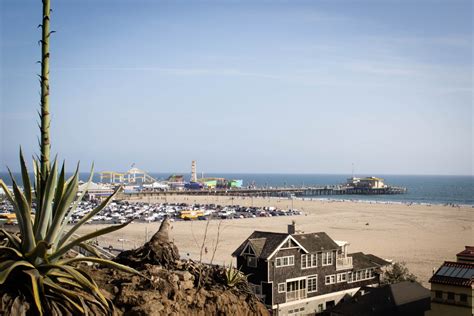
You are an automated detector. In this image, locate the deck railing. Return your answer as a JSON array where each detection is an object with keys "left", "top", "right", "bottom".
[
  {"left": 286, "top": 289, "right": 306, "bottom": 302},
  {"left": 336, "top": 256, "right": 353, "bottom": 270}
]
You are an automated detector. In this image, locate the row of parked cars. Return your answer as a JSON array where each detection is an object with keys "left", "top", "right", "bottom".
[{"left": 0, "top": 199, "right": 303, "bottom": 226}]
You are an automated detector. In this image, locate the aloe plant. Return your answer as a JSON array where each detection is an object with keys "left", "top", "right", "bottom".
[
  {"left": 0, "top": 0, "right": 140, "bottom": 314},
  {"left": 224, "top": 264, "right": 248, "bottom": 288},
  {"left": 0, "top": 153, "right": 140, "bottom": 315}
]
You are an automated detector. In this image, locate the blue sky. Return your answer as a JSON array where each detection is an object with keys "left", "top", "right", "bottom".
[{"left": 1, "top": 0, "right": 472, "bottom": 175}]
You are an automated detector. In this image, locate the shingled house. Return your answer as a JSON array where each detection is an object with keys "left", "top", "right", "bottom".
[{"left": 232, "top": 222, "right": 389, "bottom": 315}]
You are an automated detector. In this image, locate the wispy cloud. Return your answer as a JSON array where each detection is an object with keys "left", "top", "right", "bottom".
[
  {"left": 346, "top": 61, "right": 419, "bottom": 76},
  {"left": 53, "top": 66, "right": 285, "bottom": 79},
  {"left": 364, "top": 35, "right": 472, "bottom": 49}
]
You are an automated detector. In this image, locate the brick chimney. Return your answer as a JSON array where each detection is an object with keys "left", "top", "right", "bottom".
[{"left": 288, "top": 220, "right": 296, "bottom": 234}]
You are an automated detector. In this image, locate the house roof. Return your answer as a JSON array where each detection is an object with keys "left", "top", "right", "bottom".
[
  {"left": 248, "top": 238, "right": 267, "bottom": 257},
  {"left": 457, "top": 246, "right": 474, "bottom": 261},
  {"left": 232, "top": 231, "right": 288, "bottom": 259},
  {"left": 330, "top": 281, "right": 430, "bottom": 316},
  {"left": 232, "top": 231, "right": 339, "bottom": 259},
  {"left": 351, "top": 252, "right": 391, "bottom": 269},
  {"left": 429, "top": 261, "right": 474, "bottom": 287},
  {"left": 292, "top": 232, "right": 339, "bottom": 253}
]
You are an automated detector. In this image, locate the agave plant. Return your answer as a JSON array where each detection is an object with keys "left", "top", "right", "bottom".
[
  {"left": 224, "top": 264, "right": 248, "bottom": 288},
  {"left": 0, "top": 151, "right": 140, "bottom": 315}
]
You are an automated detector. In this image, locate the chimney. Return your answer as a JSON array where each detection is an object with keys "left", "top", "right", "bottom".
[{"left": 288, "top": 221, "right": 296, "bottom": 234}]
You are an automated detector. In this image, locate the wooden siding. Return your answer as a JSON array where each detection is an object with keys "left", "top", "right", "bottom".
[{"left": 237, "top": 243, "right": 383, "bottom": 307}]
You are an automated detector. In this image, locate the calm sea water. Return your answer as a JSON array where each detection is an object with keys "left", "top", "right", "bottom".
[{"left": 1, "top": 172, "right": 473, "bottom": 206}]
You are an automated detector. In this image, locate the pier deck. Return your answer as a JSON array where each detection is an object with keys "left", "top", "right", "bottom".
[{"left": 118, "top": 186, "right": 407, "bottom": 199}]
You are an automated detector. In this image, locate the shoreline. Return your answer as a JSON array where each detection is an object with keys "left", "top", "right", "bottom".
[
  {"left": 294, "top": 196, "right": 474, "bottom": 208},
  {"left": 77, "top": 195, "right": 473, "bottom": 287}
]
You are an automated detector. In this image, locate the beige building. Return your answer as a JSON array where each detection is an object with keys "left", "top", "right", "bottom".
[
  {"left": 347, "top": 177, "right": 386, "bottom": 189},
  {"left": 428, "top": 246, "right": 474, "bottom": 316},
  {"left": 358, "top": 177, "right": 385, "bottom": 189}
]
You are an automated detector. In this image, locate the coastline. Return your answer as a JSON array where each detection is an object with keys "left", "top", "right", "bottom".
[{"left": 77, "top": 195, "right": 473, "bottom": 287}]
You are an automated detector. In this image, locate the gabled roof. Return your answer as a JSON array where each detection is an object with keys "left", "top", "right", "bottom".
[
  {"left": 292, "top": 232, "right": 339, "bottom": 253},
  {"left": 232, "top": 231, "right": 288, "bottom": 259},
  {"left": 232, "top": 231, "right": 339, "bottom": 260},
  {"left": 351, "top": 252, "right": 391, "bottom": 269},
  {"left": 429, "top": 261, "right": 474, "bottom": 287},
  {"left": 247, "top": 238, "right": 266, "bottom": 257}
]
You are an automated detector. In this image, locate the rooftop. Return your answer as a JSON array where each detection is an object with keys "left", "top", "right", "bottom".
[
  {"left": 330, "top": 281, "right": 430, "bottom": 316},
  {"left": 457, "top": 245, "right": 474, "bottom": 261},
  {"left": 429, "top": 261, "right": 474, "bottom": 287}
]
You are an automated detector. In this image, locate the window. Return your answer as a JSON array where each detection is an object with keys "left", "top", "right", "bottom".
[
  {"left": 447, "top": 292, "right": 455, "bottom": 300},
  {"left": 278, "top": 283, "right": 286, "bottom": 293},
  {"left": 247, "top": 256, "right": 257, "bottom": 268},
  {"left": 301, "top": 254, "right": 317, "bottom": 269},
  {"left": 460, "top": 294, "right": 467, "bottom": 302},
  {"left": 275, "top": 255, "right": 295, "bottom": 267},
  {"left": 337, "top": 273, "right": 347, "bottom": 283},
  {"left": 347, "top": 269, "right": 376, "bottom": 283},
  {"left": 288, "top": 307, "right": 305, "bottom": 316},
  {"left": 307, "top": 275, "right": 317, "bottom": 293},
  {"left": 325, "top": 275, "right": 336, "bottom": 285},
  {"left": 322, "top": 251, "right": 333, "bottom": 266},
  {"left": 435, "top": 291, "right": 442, "bottom": 299}
]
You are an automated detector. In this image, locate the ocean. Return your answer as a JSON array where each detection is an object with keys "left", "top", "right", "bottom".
[{"left": 1, "top": 172, "right": 473, "bottom": 206}]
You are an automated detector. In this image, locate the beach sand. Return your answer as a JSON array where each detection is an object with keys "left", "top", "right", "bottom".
[{"left": 77, "top": 195, "right": 473, "bottom": 286}]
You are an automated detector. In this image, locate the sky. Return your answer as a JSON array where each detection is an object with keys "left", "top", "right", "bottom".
[{"left": 0, "top": 0, "right": 472, "bottom": 175}]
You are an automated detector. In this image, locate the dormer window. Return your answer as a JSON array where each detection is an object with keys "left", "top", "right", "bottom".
[{"left": 247, "top": 256, "right": 257, "bottom": 267}]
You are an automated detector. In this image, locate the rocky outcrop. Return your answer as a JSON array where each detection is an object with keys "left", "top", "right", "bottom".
[
  {"left": 95, "top": 218, "right": 269, "bottom": 315},
  {"left": 89, "top": 263, "right": 268, "bottom": 316},
  {"left": 115, "top": 217, "right": 180, "bottom": 269}
]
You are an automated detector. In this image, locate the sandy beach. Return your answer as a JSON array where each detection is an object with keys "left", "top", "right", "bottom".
[{"left": 77, "top": 195, "right": 473, "bottom": 287}]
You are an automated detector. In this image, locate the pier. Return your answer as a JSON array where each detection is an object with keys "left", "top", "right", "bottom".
[{"left": 118, "top": 185, "right": 407, "bottom": 199}]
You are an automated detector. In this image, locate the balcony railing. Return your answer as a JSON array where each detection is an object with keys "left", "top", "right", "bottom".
[
  {"left": 286, "top": 289, "right": 306, "bottom": 302},
  {"left": 336, "top": 256, "right": 353, "bottom": 270}
]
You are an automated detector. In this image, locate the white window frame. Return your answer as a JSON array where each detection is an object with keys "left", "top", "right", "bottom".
[
  {"left": 307, "top": 275, "right": 317, "bottom": 293},
  {"left": 325, "top": 274, "right": 336, "bottom": 285},
  {"left": 247, "top": 256, "right": 257, "bottom": 268},
  {"left": 336, "top": 273, "right": 347, "bottom": 283},
  {"left": 347, "top": 269, "right": 376, "bottom": 283},
  {"left": 278, "top": 283, "right": 286, "bottom": 293},
  {"left": 301, "top": 254, "right": 317, "bottom": 269},
  {"left": 322, "top": 251, "right": 333, "bottom": 266},
  {"left": 275, "top": 255, "right": 295, "bottom": 267}
]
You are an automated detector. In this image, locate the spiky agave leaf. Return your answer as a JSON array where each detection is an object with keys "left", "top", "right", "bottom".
[
  {"left": 0, "top": 151, "right": 140, "bottom": 315},
  {"left": 224, "top": 264, "right": 248, "bottom": 288}
]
